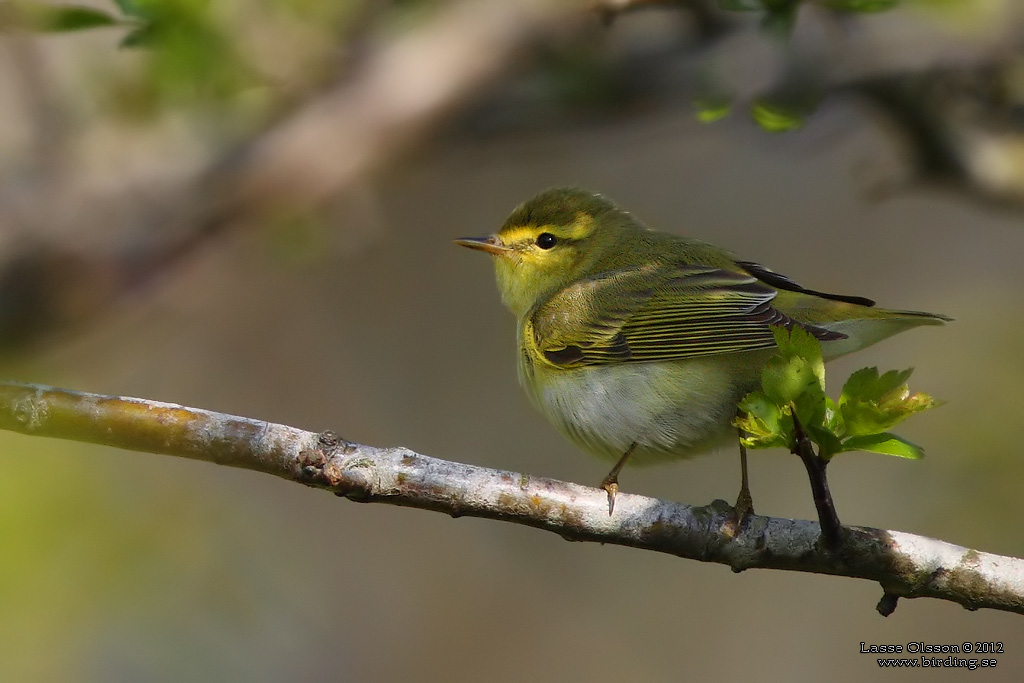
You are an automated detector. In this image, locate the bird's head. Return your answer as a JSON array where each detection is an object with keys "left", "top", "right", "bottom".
[{"left": 456, "top": 187, "right": 640, "bottom": 317}]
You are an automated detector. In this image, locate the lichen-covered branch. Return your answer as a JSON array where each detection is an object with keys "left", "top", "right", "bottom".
[{"left": 0, "top": 379, "right": 1021, "bottom": 616}]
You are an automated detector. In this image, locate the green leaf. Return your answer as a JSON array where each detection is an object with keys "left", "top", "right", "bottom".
[
  {"left": 4, "top": 3, "right": 121, "bottom": 32},
  {"left": 119, "top": 23, "right": 154, "bottom": 48},
  {"left": 108, "top": 0, "right": 260, "bottom": 106},
  {"left": 750, "top": 68, "right": 824, "bottom": 131},
  {"left": 693, "top": 98, "right": 732, "bottom": 123},
  {"left": 841, "top": 433, "right": 925, "bottom": 459},
  {"left": 736, "top": 392, "right": 792, "bottom": 450},
  {"left": 821, "top": 0, "right": 899, "bottom": 12},
  {"left": 112, "top": 0, "right": 146, "bottom": 18},
  {"left": 840, "top": 366, "right": 912, "bottom": 404},
  {"left": 761, "top": 354, "right": 819, "bottom": 406},
  {"left": 772, "top": 326, "right": 824, "bottom": 383},
  {"left": 792, "top": 381, "right": 827, "bottom": 432},
  {"left": 760, "top": 326, "right": 826, "bottom": 406},
  {"left": 839, "top": 367, "right": 937, "bottom": 436},
  {"left": 751, "top": 98, "right": 807, "bottom": 132}
]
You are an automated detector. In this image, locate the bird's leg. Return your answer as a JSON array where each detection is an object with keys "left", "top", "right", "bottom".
[
  {"left": 732, "top": 409, "right": 755, "bottom": 525},
  {"left": 601, "top": 442, "right": 637, "bottom": 515},
  {"left": 790, "top": 410, "right": 843, "bottom": 550},
  {"left": 734, "top": 431, "right": 754, "bottom": 522}
]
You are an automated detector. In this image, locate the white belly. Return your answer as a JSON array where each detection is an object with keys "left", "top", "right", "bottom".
[{"left": 520, "top": 352, "right": 768, "bottom": 465}]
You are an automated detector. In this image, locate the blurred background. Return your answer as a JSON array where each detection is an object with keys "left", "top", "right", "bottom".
[{"left": 1, "top": 0, "right": 1023, "bottom": 680}]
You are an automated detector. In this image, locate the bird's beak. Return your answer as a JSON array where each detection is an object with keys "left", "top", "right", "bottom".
[{"left": 454, "top": 235, "right": 510, "bottom": 255}]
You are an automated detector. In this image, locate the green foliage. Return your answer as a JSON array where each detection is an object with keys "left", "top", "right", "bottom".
[
  {"left": 3, "top": 0, "right": 263, "bottom": 116},
  {"left": 115, "top": 0, "right": 256, "bottom": 106},
  {"left": 736, "top": 326, "right": 939, "bottom": 461},
  {"left": 0, "top": 2, "right": 121, "bottom": 32}
]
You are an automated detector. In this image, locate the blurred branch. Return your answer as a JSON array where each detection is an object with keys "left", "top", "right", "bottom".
[
  {"left": 203, "top": 0, "right": 568, "bottom": 218},
  {"left": 852, "top": 63, "right": 1024, "bottom": 207},
  {"left": 1, "top": 379, "right": 1022, "bottom": 617},
  {"left": 0, "top": 0, "right": 574, "bottom": 348}
]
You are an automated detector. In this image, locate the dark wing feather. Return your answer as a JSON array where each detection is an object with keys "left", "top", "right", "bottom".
[
  {"left": 736, "top": 260, "right": 875, "bottom": 307},
  {"left": 530, "top": 263, "right": 845, "bottom": 369}
]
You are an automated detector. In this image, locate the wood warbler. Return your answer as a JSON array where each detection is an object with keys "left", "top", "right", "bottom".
[{"left": 456, "top": 188, "right": 948, "bottom": 511}]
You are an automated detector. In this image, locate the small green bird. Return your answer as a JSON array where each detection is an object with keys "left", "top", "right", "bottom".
[{"left": 456, "top": 188, "right": 948, "bottom": 512}]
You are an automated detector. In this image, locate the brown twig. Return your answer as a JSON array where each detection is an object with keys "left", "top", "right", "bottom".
[{"left": 790, "top": 409, "right": 843, "bottom": 550}]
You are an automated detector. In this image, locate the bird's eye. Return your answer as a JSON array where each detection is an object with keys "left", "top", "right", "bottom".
[{"left": 536, "top": 233, "right": 558, "bottom": 250}]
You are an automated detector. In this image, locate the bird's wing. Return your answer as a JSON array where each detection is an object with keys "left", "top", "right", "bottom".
[{"left": 529, "top": 262, "right": 845, "bottom": 368}]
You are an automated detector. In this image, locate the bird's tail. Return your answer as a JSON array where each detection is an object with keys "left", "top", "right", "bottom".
[{"left": 818, "top": 308, "right": 951, "bottom": 360}]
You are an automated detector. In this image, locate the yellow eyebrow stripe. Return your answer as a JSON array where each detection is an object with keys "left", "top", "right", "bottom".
[
  {"left": 500, "top": 226, "right": 543, "bottom": 243},
  {"left": 501, "top": 212, "right": 596, "bottom": 244}
]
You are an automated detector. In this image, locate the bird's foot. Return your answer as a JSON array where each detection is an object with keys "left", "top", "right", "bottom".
[{"left": 733, "top": 486, "right": 754, "bottom": 524}]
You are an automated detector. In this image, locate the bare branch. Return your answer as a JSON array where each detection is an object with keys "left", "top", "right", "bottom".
[{"left": 0, "top": 379, "right": 1021, "bottom": 617}]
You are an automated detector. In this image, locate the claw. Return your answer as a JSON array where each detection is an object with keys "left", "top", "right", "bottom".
[
  {"left": 600, "top": 442, "right": 636, "bottom": 516},
  {"left": 602, "top": 480, "right": 619, "bottom": 515}
]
